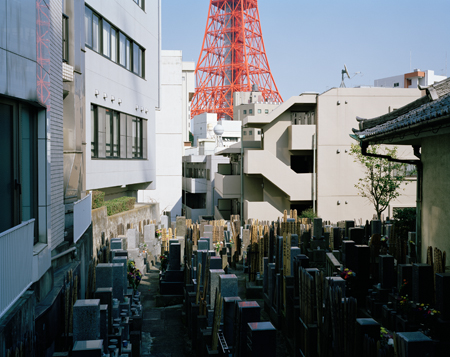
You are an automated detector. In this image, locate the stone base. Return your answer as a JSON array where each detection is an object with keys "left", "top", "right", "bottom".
[{"left": 160, "top": 281, "right": 184, "bottom": 296}]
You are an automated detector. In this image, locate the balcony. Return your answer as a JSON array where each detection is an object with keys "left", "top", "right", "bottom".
[
  {"left": 74, "top": 193, "right": 92, "bottom": 243},
  {"left": 183, "top": 204, "right": 207, "bottom": 223},
  {"left": 289, "top": 124, "right": 316, "bottom": 150},
  {"left": 183, "top": 177, "right": 207, "bottom": 193},
  {"left": 244, "top": 200, "right": 283, "bottom": 221},
  {"left": 0, "top": 220, "right": 35, "bottom": 319},
  {"left": 215, "top": 173, "right": 241, "bottom": 198}
]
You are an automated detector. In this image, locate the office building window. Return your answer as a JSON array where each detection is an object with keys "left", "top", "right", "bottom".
[
  {"left": 258, "top": 109, "right": 261, "bottom": 114},
  {"left": 85, "top": 5, "right": 145, "bottom": 78},
  {"left": 133, "top": 42, "right": 142, "bottom": 76},
  {"left": 91, "top": 105, "right": 98, "bottom": 158},
  {"left": 85, "top": 7, "right": 93, "bottom": 47},
  {"left": 62, "top": 14, "right": 69, "bottom": 62},
  {"left": 394, "top": 83, "right": 400, "bottom": 87},
  {"left": 0, "top": 99, "right": 38, "bottom": 243},
  {"left": 249, "top": 109, "right": 253, "bottom": 114},
  {"left": 102, "top": 20, "right": 111, "bottom": 58},
  {"left": 132, "top": 117, "right": 143, "bottom": 158},
  {"left": 243, "top": 110, "right": 247, "bottom": 114},
  {"left": 249, "top": 130, "right": 253, "bottom": 135},
  {"left": 92, "top": 13, "right": 100, "bottom": 52},
  {"left": 265, "top": 109, "right": 269, "bottom": 114},
  {"left": 91, "top": 105, "right": 145, "bottom": 160}
]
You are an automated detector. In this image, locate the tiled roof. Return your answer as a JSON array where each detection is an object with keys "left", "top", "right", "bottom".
[
  {"left": 353, "top": 77, "right": 450, "bottom": 139},
  {"left": 354, "top": 92, "right": 450, "bottom": 139}
]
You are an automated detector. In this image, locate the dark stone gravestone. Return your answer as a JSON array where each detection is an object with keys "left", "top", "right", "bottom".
[
  {"left": 349, "top": 227, "right": 365, "bottom": 245},
  {"left": 397, "top": 264, "right": 412, "bottom": 296},
  {"left": 379, "top": 255, "right": 395, "bottom": 289},
  {"left": 344, "top": 220, "right": 354, "bottom": 239},
  {"left": 435, "top": 273, "right": 450, "bottom": 320},
  {"left": 246, "top": 321, "right": 276, "bottom": 356},
  {"left": 234, "top": 301, "right": 260, "bottom": 357},
  {"left": 355, "top": 318, "right": 380, "bottom": 357},
  {"left": 395, "top": 332, "right": 434, "bottom": 357},
  {"left": 412, "top": 263, "right": 433, "bottom": 304}
]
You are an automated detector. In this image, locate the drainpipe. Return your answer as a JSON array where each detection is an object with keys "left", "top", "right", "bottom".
[
  {"left": 360, "top": 141, "right": 422, "bottom": 261},
  {"left": 312, "top": 133, "right": 316, "bottom": 213}
]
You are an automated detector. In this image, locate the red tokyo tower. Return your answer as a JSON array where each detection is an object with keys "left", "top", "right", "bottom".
[{"left": 191, "top": 0, "right": 283, "bottom": 120}]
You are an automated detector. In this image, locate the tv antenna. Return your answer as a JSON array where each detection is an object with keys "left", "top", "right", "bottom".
[
  {"left": 340, "top": 64, "right": 351, "bottom": 88},
  {"left": 340, "top": 64, "right": 362, "bottom": 88}
]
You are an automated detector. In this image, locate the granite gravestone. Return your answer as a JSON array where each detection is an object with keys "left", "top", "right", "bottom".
[
  {"left": 95, "top": 263, "right": 113, "bottom": 290},
  {"left": 73, "top": 299, "right": 101, "bottom": 342}
]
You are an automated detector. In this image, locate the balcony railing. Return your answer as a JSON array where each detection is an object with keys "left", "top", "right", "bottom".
[
  {"left": 74, "top": 193, "right": 92, "bottom": 243},
  {"left": 0, "top": 220, "right": 35, "bottom": 319}
]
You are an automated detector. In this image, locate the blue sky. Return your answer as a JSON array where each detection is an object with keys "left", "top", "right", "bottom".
[{"left": 161, "top": 0, "right": 450, "bottom": 99}]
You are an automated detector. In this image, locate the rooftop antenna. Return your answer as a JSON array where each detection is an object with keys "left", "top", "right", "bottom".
[{"left": 340, "top": 64, "right": 351, "bottom": 88}]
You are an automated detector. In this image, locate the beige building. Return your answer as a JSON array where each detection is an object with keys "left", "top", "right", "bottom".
[
  {"left": 216, "top": 87, "right": 423, "bottom": 223},
  {"left": 352, "top": 78, "right": 450, "bottom": 263}
]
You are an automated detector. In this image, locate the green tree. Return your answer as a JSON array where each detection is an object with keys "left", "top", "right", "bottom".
[{"left": 349, "top": 143, "right": 409, "bottom": 220}]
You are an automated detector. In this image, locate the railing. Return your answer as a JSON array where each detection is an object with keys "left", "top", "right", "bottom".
[
  {"left": 0, "top": 220, "right": 35, "bottom": 319},
  {"left": 74, "top": 193, "right": 92, "bottom": 243},
  {"left": 326, "top": 252, "right": 342, "bottom": 278}
]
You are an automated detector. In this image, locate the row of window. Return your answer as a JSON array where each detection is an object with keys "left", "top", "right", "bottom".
[
  {"left": 91, "top": 105, "right": 147, "bottom": 160},
  {"left": 243, "top": 108, "right": 269, "bottom": 115},
  {"left": 85, "top": 6, "right": 145, "bottom": 77}
]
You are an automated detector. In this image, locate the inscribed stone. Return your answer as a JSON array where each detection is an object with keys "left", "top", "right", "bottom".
[
  {"left": 219, "top": 274, "right": 238, "bottom": 298},
  {"left": 95, "top": 263, "right": 113, "bottom": 290},
  {"left": 73, "top": 299, "right": 100, "bottom": 342},
  {"left": 209, "top": 269, "right": 225, "bottom": 307},
  {"left": 127, "top": 229, "right": 137, "bottom": 249}
]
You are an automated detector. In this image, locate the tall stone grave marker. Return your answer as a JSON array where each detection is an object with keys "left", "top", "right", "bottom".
[{"left": 73, "top": 299, "right": 101, "bottom": 342}]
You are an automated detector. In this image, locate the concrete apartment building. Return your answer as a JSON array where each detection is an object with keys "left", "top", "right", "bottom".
[
  {"left": 215, "top": 88, "right": 422, "bottom": 223},
  {"left": 374, "top": 69, "right": 446, "bottom": 89},
  {"left": 1, "top": 0, "right": 93, "bottom": 354},
  {"left": 139, "top": 50, "right": 195, "bottom": 221},
  {"left": 85, "top": 0, "right": 159, "bottom": 200}
]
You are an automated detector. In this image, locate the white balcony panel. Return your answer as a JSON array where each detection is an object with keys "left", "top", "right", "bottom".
[
  {"left": 0, "top": 220, "right": 34, "bottom": 319},
  {"left": 244, "top": 150, "right": 313, "bottom": 201},
  {"left": 215, "top": 173, "right": 240, "bottom": 198},
  {"left": 244, "top": 201, "right": 283, "bottom": 221},
  {"left": 74, "top": 193, "right": 92, "bottom": 243},
  {"left": 184, "top": 205, "right": 208, "bottom": 223},
  {"left": 183, "top": 178, "right": 207, "bottom": 193},
  {"left": 289, "top": 125, "right": 316, "bottom": 150}
]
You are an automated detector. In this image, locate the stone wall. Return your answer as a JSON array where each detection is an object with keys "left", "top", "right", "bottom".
[{"left": 92, "top": 203, "right": 160, "bottom": 260}]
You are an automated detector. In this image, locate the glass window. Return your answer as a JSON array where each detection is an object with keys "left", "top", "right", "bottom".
[
  {"left": 62, "top": 14, "right": 69, "bottom": 62},
  {"left": 258, "top": 109, "right": 261, "bottom": 114},
  {"left": 119, "top": 32, "right": 126, "bottom": 66},
  {"left": 113, "top": 111, "right": 120, "bottom": 157},
  {"left": 126, "top": 38, "right": 131, "bottom": 71},
  {"left": 133, "top": 43, "right": 142, "bottom": 76},
  {"left": 243, "top": 131, "right": 247, "bottom": 135},
  {"left": 102, "top": 20, "right": 111, "bottom": 58},
  {"left": 249, "top": 109, "right": 253, "bottom": 114},
  {"left": 105, "top": 109, "right": 112, "bottom": 156},
  {"left": 91, "top": 105, "right": 98, "bottom": 157},
  {"left": 111, "top": 27, "right": 117, "bottom": 62},
  {"left": 243, "top": 110, "right": 247, "bottom": 114},
  {"left": 258, "top": 130, "right": 261, "bottom": 135},
  {"left": 249, "top": 130, "right": 253, "bottom": 135},
  {"left": 85, "top": 7, "right": 92, "bottom": 47},
  {"left": 132, "top": 117, "right": 142, "bottom": 158},
  {"left": 92, "top": 13, "right": 99, "bottom": 52},
  {"left": 265, "top": 109, "right": 269, "bottom": 114}
]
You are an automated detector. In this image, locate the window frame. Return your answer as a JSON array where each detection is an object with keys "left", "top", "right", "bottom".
[
  {"left": 84, "top": 5, "right": 145, "bottom": 78},
  {"left": 62, "top": 14, "right": 69, "bottom": 62}
]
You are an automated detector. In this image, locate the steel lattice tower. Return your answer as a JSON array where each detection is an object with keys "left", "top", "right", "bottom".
[{"left": 191, "top": 0, "right": 283, "bottom": 120}]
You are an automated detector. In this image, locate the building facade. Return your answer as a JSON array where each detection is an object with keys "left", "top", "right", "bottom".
[
  {"left": 353, "top": 78, "right": 450, "bottom": 263},
  {"left": 139, "top": 50, "right": 194, "bottom": 220},
  {"left": 374, "top": 69, "right": 446, "bottom": 89},
  {"left": 216, "top": 88, "right": 422, "bottom": 223},
  {"left": 84, "top": 0, "right": 160, "bottom": 200}
]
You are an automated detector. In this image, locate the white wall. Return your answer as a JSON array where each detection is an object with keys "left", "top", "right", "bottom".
[
  {"left": 85, "top": 0, "right": 159, "bottom": 191},
  {"left": 139, "top": 50, "right": 183, "bottom": 219},
  {"left": 316, "top": 88, "right": 421, "bottom": 222},
  {"left": 182, "top": 61, "right": 195, "bottom": 145}
]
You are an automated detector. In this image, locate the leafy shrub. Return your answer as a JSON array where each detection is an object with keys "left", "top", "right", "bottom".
[
  {"left": 92, "top": 190, "right": 105, "bottom": 209},
  {"left": 299, "top": 208, "right": 317, "bottom": 219},
  {"left": 105, "top": 196, "right": 136, "bottom": 216}
]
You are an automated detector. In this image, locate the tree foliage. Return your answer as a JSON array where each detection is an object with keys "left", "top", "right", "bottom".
[{"left": 349, "top": 143, "right": 409, "bottom": 220}]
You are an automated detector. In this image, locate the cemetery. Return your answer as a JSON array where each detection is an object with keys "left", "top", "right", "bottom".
[{"left": 49, "top": 209, "right": 449, "bottom": 357}]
